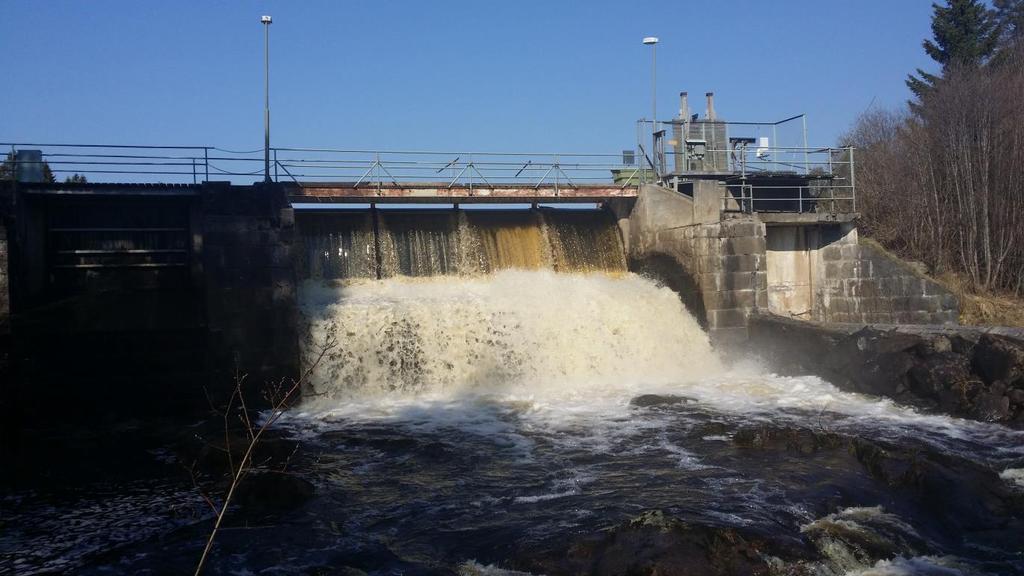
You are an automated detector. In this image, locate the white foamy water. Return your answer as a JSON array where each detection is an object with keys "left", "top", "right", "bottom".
[
  {"left": 300, "top": 270, "right": 720, "bottom": 400},
  {"left": 294, "top": 270, "right": 1024, "bottom": 465}
]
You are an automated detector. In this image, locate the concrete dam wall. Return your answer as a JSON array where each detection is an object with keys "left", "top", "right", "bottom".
[
  {"left": 0, "top": 180, "right": 964, "bottom": 418},
  {"left": 625, "top": 183, "right": 959, "bottom": 344}
]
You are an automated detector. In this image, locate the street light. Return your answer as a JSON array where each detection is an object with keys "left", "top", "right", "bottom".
[
  {"left": 642, "top": 36, "right": 658, "bottom": 131},
  {"left": 262, "top": 15, "right": 272, "bottom": 183},
  {"left": 642, "top": 36, "right": 658, "bottom": 182}
]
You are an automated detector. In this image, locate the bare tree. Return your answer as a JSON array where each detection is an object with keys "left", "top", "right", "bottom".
[
  {"left": 193, "top": 336, "right": 337, "bottom": 576},
  {"left": 843, "top": 44, "right": 1024, "bottom": 298}
]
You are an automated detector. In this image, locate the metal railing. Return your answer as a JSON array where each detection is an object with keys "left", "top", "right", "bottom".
[
  {"left": 723, "top": 183, "right": 857, "bottom": 214},
  {"left": 1, "top": 140, "right": 856, "bottom": 214},
  {"left": 0, "top": 143, "right": 639, "bottom": 188}
]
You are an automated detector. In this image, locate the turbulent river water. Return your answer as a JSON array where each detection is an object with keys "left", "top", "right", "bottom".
[{"left": 3, "top": 211, "right": 1024, "bottom": 575}]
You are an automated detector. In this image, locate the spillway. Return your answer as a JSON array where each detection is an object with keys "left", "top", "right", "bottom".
[
  {"left": 17, "top": 208, "right": 1022, "bottom": 575},
  {"left": 284, "top": 207, "right": 1024, "bottom": 575},
  {"left": 295, "top": 208, "right": 626, "bottom": 280}
]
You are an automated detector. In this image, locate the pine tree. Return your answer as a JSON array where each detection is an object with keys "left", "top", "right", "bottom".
[
  {"left": 907, "top": 0, "right": 1002, "bottom": 101},
  {"left": 994, "top": 0, "right": 1024, "bottom": 43}
]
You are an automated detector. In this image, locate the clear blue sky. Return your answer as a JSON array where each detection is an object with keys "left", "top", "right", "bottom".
[{"left": 1, "top": 1, "right": 937, "bottom": 154}]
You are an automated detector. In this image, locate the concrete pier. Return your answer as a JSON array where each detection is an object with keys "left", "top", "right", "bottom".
[{"left": 625, "top": 183, "right": 957, "bottom": 343}]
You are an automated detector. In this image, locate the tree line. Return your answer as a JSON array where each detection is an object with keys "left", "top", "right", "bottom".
[{"left": 843, "top": 0, "right": 1024, "bottom": 295}]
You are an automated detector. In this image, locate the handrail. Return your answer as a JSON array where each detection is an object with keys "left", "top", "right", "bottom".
[{"left": 0, "top": 140, "right": 855, "bottom": 215}]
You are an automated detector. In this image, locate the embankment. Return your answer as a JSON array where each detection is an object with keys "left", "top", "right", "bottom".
[{"left": 749, "top": 313, "right": 1024, "bottom": 427}]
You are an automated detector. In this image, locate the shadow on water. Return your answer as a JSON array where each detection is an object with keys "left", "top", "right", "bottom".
[
  {"left": 6, "top": 238, "right": 1024, "bottom": 575},
  {"left": 6, "top": 369, "right": 1024, "bottom": 575}
]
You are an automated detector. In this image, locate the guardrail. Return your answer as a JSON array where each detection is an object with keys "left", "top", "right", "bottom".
[
  {"left": 0, "top": 143, "right": 640, "bottom": 188},
  {"left": 1, "top": 141, "right": 856, "bottom": 213},
  {"left": 723, "top": 183, "right": 857, "bottom": 214}
]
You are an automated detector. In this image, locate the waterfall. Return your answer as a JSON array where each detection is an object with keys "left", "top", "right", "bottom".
[
  {"left": 296, "top": 207, "right": 626, "bottom": 280},
  {"left": 299, "top": 270, "right": 719, "bottom": 399}
]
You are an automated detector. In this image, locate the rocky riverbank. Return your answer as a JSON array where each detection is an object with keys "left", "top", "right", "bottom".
[
  {"left": 512, "top": 421, "right": 1024, "bottom": 576},
  {"left": 748, "top": 314, "right": 1024, "bottom": 427}
]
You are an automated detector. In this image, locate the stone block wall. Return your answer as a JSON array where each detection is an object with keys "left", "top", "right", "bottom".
[
  {"left": 629, "top": 184, "right": 957, "bottom": 346},
  {"left": 814, "top": 225, "right": 957, "bottom": 324},
  {"left": 628, "top": 184, "right": 768, "bottom": 343},
  {"left": 202, "top": 183, "right": 299, "bottom": 389}
]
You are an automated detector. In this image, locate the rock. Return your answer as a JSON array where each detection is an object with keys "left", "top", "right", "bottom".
[
  {"left": 801, "top": 506, "right": 930, "bottom": 573},
  {"left": 234, "top": 470, "right": 315, "bottom": 513},
  {"left": 543, "top": 511, "right": 812, "bottom": 576},
  {"left": 972, "top": 393, "right": 1011, "bottom": 422},
  {"left": 733, "top": 425, "right": 844, "bottom": 454},
  {"left": 851, "top": 440, "right": 923, "bottom": 488},
  {"left": 1008, "top": 388, "right": 1024, "bottom": 407},
  {"left": 937, "top": 378, "right": 985, "bottom": 416},
  {"left": 630, "top": 394, "right": 697, "bottom": 408},
  {"left": 920, "top": 334, "right": 952, "bottom": 354},
  {"left": 851, "top": 439, "right": 1022, "bottom": 531},
  {"left": 949, "top": 333, "right": 978, "bottom": 356},
  {"left": 907, "top": 352, "right": 975, "bottom": 403},
  {"left": 823, "top": 328, "right": 922, "bottom": 398},
  {"left": 973, "top": 334, "right": 1024, "bottom": 384},
  {"left": 747, "top": 314, "right": 1024, "bottom": 426}
]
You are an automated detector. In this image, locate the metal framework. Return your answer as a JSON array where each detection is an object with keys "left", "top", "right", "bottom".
[
  {"left": 635, "top": 115, "right": 856, "bottom": 215},
  {"left": 1, "top": 139, "right": 855, "bottom": 214},
  {"left": 0, "top": 143, "right": 636, "bottom": 189}
]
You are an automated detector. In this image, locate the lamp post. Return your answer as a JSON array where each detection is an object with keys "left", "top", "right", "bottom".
[
  {"left": 262, "top": 15, "right": 272, "bottom": 183},
  {"left": 642, "top": 36, "right": 658, "bottom": 181}
]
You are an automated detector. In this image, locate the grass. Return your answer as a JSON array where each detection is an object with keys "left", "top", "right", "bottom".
[{"left": 934, "top": 272, "right": 1024, "bottom": 327}]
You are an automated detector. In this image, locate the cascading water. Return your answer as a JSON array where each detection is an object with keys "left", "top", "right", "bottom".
[
  {"left": 281, "top": 208, "right": 1024, "bottom": 575},
  {"left": 299, "top": 270, "right": 720, "bottom": 400},
  {"left": 295, "top": 207, "right": 627, "bottom": 280},
  {"left": 15, "top": 209, "right": 1023, "bottom": 575}
]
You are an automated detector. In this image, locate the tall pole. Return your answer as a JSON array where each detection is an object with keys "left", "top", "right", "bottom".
[
  {"left": 642, "top": 37, "right": 659, "bottom": 182},
  {"left": 262, "top": 15, "right": 272, "bottom": 183},
  {"left": 651, "top": 43, "right": 657, "bottom": 131}
]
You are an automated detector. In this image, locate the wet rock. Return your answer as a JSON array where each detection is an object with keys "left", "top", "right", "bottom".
[
  {"left": 973, "top": 393, "right": 1011, "bottom": 421},
  {"left": 824, "top": 327, "right": 921, "bottom": 398},
  {"left": 917, "top": 334, "right": 952, "bottom": 354},
  {"left": 693, "top": 421, "right": 730, "bottom": 437},
  {"left": 850, "top": 439, "right": 1023, "bottom": 531},
  {"left": 850, "top": 440, "right": 923, "bottom": 487},
  {"left": 801, "top": 506, "right": 931, "bottom": 574},
  {"left": 530, "top": 510, "right": 814, "bottom": 576},
  {"left": 630, "top": 394, "right": 697, "bottom": 408},
  {"left": 1008, "top": 388, "right": 1024, "bottom": 407},
  {"left": 733, "top": 425, "right": 845, "bottom": 454},
  {"left": 748, "top": 315, "right": 1024, "bottom": 426},
  {"left": 906, "top": 352, "right": 975, "bottom": 402},
  {"left": 973, "top": 334, "right": 1024, "bottom": 385},
  {"left": 234, "top": 470, "right": 315, "bottom": 513}
]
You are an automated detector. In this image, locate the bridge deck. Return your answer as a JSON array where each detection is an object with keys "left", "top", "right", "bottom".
[{"left": 287, "top": 182, "right": 638, "bottom": 204}]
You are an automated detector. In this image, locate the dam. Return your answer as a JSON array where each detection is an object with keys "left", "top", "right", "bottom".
[{"left": 3, "top": 104, "right": 1024, "bottom": 575}]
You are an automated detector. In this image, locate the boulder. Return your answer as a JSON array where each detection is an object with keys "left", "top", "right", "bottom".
[
  {"left": 630, "top": 394, "right": 697, "bottom": 408},
  {"left": 540, "top": 511, "right": 812, "bottom": 576},
  {"left": 973, "top": 334, "right": 1024, "bottom": 385},
  {"left": 972, "top": 393, "right": 1011, "bottom": 422},
  {"left": 906, "top": 352, "right": 975, "bottom": 404},
  {"left": 732, "top": 425, "right": 844, "bottom": 454}
]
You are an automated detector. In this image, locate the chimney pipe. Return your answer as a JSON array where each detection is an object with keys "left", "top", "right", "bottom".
[
  {"left": 706, "top": 92, "right": 716, "bottom": 121},
  {"left": 678, "top": 92, "right": 689, "bottom": 119}
]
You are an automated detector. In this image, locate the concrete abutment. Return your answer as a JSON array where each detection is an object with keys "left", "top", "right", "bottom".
[{"left": 624, "top": 184, "right": 958, "bottom": 344}]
